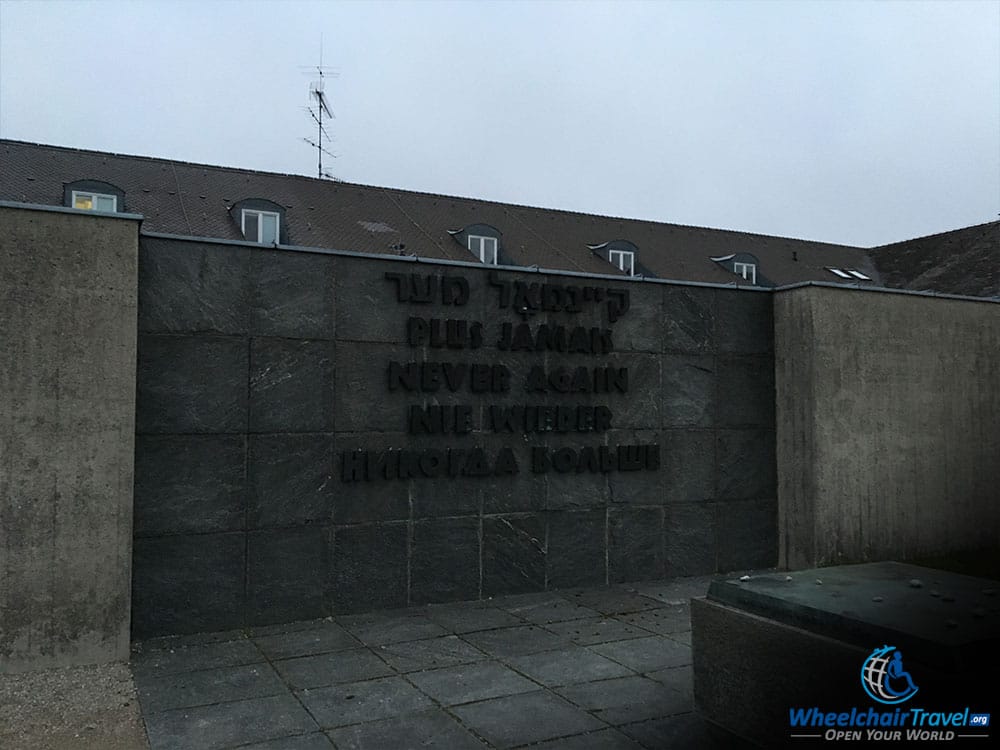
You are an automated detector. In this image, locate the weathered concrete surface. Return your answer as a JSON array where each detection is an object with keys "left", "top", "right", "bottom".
[
  {"left": 774, "top": 286, "right": 1000, "bottom": 569},
  {"left": 0, "top": 205, "right": 139, "bottom": 671},
  {"left": 0, "top": 663, "right": 149, "bottom": 749}
]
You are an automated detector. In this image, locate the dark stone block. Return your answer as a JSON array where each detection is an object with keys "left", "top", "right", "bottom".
[
  {"left": 609, "top": 507, "right": 664, "bottom": 583},
  {"left": 410, "top": 517, "right": 480, "bottom": 605},
  {"left": 716, "top": 290, "right": 773, "bottom": 354},
  {"left": 411, "top": 476, "right": 481, "bottom": 519},
  {"left": 715, "top": 498, "right": 777, "bottom": 571},
  {"left": 333, "top": 433, "right": 411, "bottom": 523},
  {"left": 662, "top": 430, "right": 714, "bottom": 503},
  {"left": 328, "top": 708, "right": 485, "bottom": 750},
  {"left": 135, "top": 662, "right": 286, "bottom": 714},
  {"left": 247, "top": 527, "right": 329, "bottom": 626},
  {"left": 252, "top": 624, "right": 360, "bottom": 660},
  {"left": 297, "top": 676, "right": 434, "bottom": 728},
  {"left": 132, "top": 533, "right": 245, "bottom": 639},
  {"left": 331, "top": 523, "right": 407, "bottom": 614},
  {"left": 272, "top": 648, "right": 393, "bottom": 689},
  {"left": 716, "top": 429, "right": 776, "bottom": 500},
  {"left": 405, "top": 661, "right": 538, "bottom": 706},
  {"left": 716, "top": 355, "right": 775, "bottom": 428},
  {"left": 555, "top": 673, "right": 691, "bottom": 725},
  {"left": 249, "top": 434, "right": 334, "bottom": 528},
  {"left": 377, "top": 636, "right": 489, "bottom": 673},
  {"left": 606, "top": 428, "right": 664, "bottom": 505},
  {"left": 661, "top": 355, "right": 715, "bottom": 427},
  {"left": 613, "top": 284, "right": 663, "bottom": 353},
  {"left": 483, "top": 515, "right": 546, "bottom": 596},
  {"left": 138, "top": 239, "right": 250, "bottom": 334},
  {"left": 450, "top": 690, "right": 605, "bottom": 748},
  {"left": 605, "top": 353, "right": 661, "bottom": 430},
  {"left": 461, "top": 625, "right": 570, "bottom": 659},
  {"left": 589, "top": 635, "right": 691, "bottom": 672},
  {"left": 547, "top": 510, "right": 606, "bottom": 589},
  {"left": 662, "top": 285, "right": 715, "bottom": 353},
  {"left": 333, "top": 342, "right": 415, "bottom": 434},
  {"left": 249, "top": 339, "right": 335, "bottom": 432},
  {"left": 134, "top": 435, "right": 246, "bottom": 537},
  {"left": 665, "top": 502, "right": 716, "bottom": 576},
  {"left": 136, "top": 335, "right": 248, "bottom": 434},
  {"left": 250, "top": 249, "right": 335, "bottom": 339},
  {"left": 481, "top": 467, "right": 546, "bottom": 514}
]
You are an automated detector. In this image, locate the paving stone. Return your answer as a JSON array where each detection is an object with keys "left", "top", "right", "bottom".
[
  {"left": 143, "top": 693, "right": 317, "bottom": 750},
  {"left": 556, "top": 675, "right": 691, "bottom": 725},
  {"left": 254, "top": 624, "right": 361, "bottom": 660},
  {"left": 507, "top": 647, "right": 634, "bottom": 687},
  {"left": 563, "top": 588, "right": 663, "bottom": 615},
  {"left": 375, "top": 634, "right": 488, "bottom": 673},
  {"left": 544, "top": 616, "right": 651, "bottom": 646},
  {"left": 338, "top": 611, "right": 447, "bottom": 646},
  {"left": 619, "top": 712, "right": 756, "bottom": 749},
  {"left": 615, "top": 605, "right": 691, "bottom": 635},
  {"left": 406, "top": 661, "right": 539, "bottom": 706},
  {"left": 530, "top": 728, "right": 645, "bottom": 749},
  {"left": 644, "top": 665, "right": 693, "bottom": 696},
  {"left": 589, "top": 636, "right": 692, "bottom": 672},
  {"left": 451, "top": 690, "right": 605, "bottom": 748},
  {"left": 297, "top": 676, "right": 434, "bottom": 729},
  {"left": 132, "top": 639, "right": 263, "bottom": 677},
  {"left": 424, "top": 604, "right": 524, "bottom": 634},
  {"left": 273, "top": 649, "right": 393, "bottom": 690},
  {"left": 136, "top": 663, "right": 286, "bottom": 714},
  {"left": 502, "top": 596, "right": 600, "bottom": 625},
  {"left": 461, "top": 625, "right": 570, "bottom": 659},
  {"left": 628, "top": 576, "right": 713, "bottom": 604},
  {"left": 231, "top": 732, "right": 335, "bottom": 749},
  {"left": 327, "top": 708, "right": 486, "bottom": 749}
]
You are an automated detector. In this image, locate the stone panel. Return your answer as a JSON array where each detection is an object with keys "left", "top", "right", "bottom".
[
  {"left": 134, "top": 435, "right": 246, "bottom": 536},
  {"left": 665, "top": 502, "right": 716, "bottom": 577},
  {"left": 547, "top": 510, "right": 606, "bottom": 589},
  {"left": 716, "top": 429, "right": 777, "bottom": 500},
  {"left": 662, "top": 286, "right": 715, "bottom": 353},
  {"left": 136, "top": 334, "right": 248, "bottom": 434},
  {"left": 716, "top": 290, "right": 773, "bottom": 354},
  {"left": 331, "top": 522, "right": 408, "bottom": 614},
  {"left": 249, "top": 338, "right": 335, "bottom": 433},
  {"left": 248, "top": 434, "right": 334, "bottom": 528},
  {"left": 716, "top": 355, "right": 775, "bottom": 428},
  {"left": 661, "top": 355, "right": 715, "bottom": 427},
  {"left": 609, "top": 507, "right": 665, "bottom": 583},
  {"left": 662, "top": 430, "right": 715, "bottom": 503},
  {"left": 248, "top": 527, "right": 329, "bottom": 625},
  {"left": 139, "top": 238, "right": 250, "bottom": 334},
  {"left": 132, "top": 533, "right": 245, "bottom": 639},
  {"left": 715, "top": 498, "right": 778, "bottom": 571},
  {"left": 482, "top": 515, "right": 546, "bottom": 596},
  {"left": 410, "top": 517, "right": 480, "bottom": 604},
  {"left": 250, "top": 249, "right": 335, "bottom": 339}
]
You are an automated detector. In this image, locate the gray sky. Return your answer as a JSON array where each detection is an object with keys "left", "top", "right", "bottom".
[{"left": 1, "top": 0, "right": 998, "bottom": 247}]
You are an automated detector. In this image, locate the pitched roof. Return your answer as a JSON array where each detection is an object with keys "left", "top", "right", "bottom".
[
  {"left": 0, "top": 138, "right": 956, "bottom": 289},
  {"left": 870, "top": 221, "right": 1000, "bottom": 299}
]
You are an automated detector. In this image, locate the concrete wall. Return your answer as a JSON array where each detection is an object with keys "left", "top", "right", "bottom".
[
  {"left": 0, "top": 205, "right": 139, "bottom": 672},
  {"left": 132, "top": 236, "right": 778, "bottom": 638},
  {"left": 775, "top": 285, "right": 1000, "bottom": 569}
]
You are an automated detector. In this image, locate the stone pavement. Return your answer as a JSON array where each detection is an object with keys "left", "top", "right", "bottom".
[{"left": 132, "top": 576, "right": 752, "bottom": 749}]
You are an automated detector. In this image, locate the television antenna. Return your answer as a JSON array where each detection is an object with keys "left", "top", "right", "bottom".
[{"left": 300, "top": 38, "right": 338, "bottom": 179}]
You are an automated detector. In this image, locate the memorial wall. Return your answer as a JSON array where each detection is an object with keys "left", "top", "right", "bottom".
[{"left": 132, "top": 236, "right": 777, "bottom": 638}]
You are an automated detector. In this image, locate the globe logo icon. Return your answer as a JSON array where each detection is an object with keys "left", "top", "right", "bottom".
[{"left": 861, "top": 645, "right": 919, "bottom": 704}]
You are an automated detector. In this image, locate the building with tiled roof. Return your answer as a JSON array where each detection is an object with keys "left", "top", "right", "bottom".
[{"left": 2, "top": 139, "right": 995, "bottom": 296}]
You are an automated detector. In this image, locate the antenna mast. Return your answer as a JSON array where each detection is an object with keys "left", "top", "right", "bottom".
[{"left": 301, "top": 37, "right": 338, "bottom": 179}]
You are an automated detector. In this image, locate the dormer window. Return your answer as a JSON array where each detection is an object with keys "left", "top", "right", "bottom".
[
  {"left": 609, "top": 249, "right": 635, "bottom": 275},
  {"left": 468, "top": 235, "right": 498, "bottom": 264},
  {"left": 242, "top": 209, "right": 280, "bottom": 245},
  {"left": 64, "top": 179, "right": 125, "bottom": 212},
  {"left": 733, "top": 261, "right": 756, "bottom": 284},
  {"left": 449, "top": 224, "right": 503, "bottom": 265},
  {"left": 72, "top": 190, "right": 117, "bottom": 212}
]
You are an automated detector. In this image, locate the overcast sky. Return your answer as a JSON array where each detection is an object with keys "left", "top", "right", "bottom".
[{"left": 1, "top": 0, "right": 997, "bottom": 247}]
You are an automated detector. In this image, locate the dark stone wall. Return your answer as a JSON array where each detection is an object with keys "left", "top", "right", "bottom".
[{"left": 132, "top": 237, "right": 777, "bottom": 638}]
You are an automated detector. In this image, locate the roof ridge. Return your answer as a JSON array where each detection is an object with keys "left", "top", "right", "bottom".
[{"left": 870, "top": 219, "right": 1000, "bottom": 250}]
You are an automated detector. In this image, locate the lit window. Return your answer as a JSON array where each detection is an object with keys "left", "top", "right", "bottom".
[
  {"left": 733, "top": 261, "right": 757, "bottom": 284},
  {"left": 609, "top": 249, "right": 635, "bottom": 276},
  {"left": 468, "top": 235, "right": 498, "bottom": 264},
  {"left": 242, "top": 209, "right": 280, "bottom": 244},
  {"left": 847, "top": 269, "right": 871, "bottom": 280},
  {"left": 72, "top": 190, "right": 117, "bottom": 212},
  {"left": 827, "top": 268, "right": 852, "bottom": 279}
]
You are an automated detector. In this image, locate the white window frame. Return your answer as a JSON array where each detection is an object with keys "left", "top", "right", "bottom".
[
  {"left": 241, "top": 209, "right": 281, "bottom": 244},
  {"left": 827, "top": 267, "right": 852, "bottom": 279},
  {"left": 71, "top": 190, "right": 117, "bottom": 212},
  {"left": 733, "top": 261, "right": 757, "bottom": 284},
  {"left": 847, "top": 269, "right": 871, "bottom": 280},
  {"left": 468, "top": 235, "right": 498, "bottom": 265},
  {"left": 609, "top": 249, "right": 635, "bottom": 276}
]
